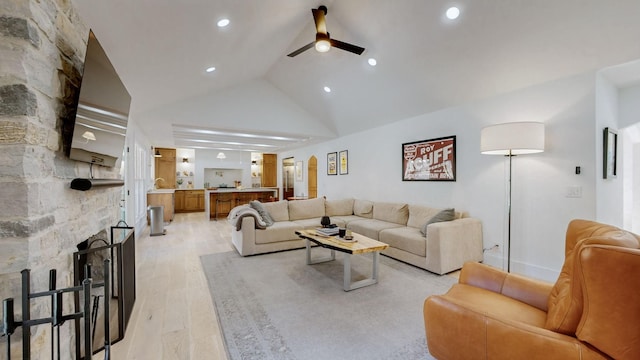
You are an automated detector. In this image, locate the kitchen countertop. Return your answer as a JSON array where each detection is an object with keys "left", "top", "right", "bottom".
[
  {"left": 147, "top": 189, "right": 175, "bottom": 194},
  {"left": 206, "top": 187, "right": 276, "bottom": 193}
]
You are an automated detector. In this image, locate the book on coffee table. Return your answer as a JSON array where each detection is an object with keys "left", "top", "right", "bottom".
[{"left": 315, "top": 227, "right": 339, "bottom": 236}]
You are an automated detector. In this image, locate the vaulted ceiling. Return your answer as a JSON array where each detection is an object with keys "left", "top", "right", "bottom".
[{"left": 71, "top": 0, "right": 640, "bottom": 152}]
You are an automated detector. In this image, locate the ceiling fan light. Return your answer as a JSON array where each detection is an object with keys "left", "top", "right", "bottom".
[{"left": 315, "top": 39, "right": 331, "bottom": 52}]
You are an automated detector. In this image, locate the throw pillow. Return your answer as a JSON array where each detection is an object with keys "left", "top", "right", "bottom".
[
  {"left": 421, "top": 208, "right": 455, "bottom": 236},
  {"left": 249, "top": 200, "right": 274, "bottom": 226}
]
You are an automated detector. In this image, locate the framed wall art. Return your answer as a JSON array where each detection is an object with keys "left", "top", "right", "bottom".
[
  {"left": 603, "top": 127, "right": 617, "bottom": 179},
  {"left": 295, "top": 161, "right": 303, "bottom": 181},
  {"left": 402, "top": 135, "right": 456, "bottom": 181},
  {"left": 339, "top": 150, "right": 348, "bottom": 175},
  {"left": 327, "top": 152, "right": 337, "bottom": 175}
]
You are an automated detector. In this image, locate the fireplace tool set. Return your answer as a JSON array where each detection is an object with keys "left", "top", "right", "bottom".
[{"left": 1, "top": 259, "right": 111, "bottom": 359}]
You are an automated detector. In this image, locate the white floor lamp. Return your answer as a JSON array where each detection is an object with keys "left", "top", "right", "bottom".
[{"left": 480, "top": 122, "right": 545, "bottom": 272}]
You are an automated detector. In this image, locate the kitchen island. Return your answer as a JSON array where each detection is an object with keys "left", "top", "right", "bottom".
[{"left": 205, "top": 188, "right": 278, "bottom": 220}]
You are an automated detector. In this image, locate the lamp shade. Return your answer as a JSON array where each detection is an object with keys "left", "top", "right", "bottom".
[
  {"left": 481, "top": 122, "right": 545, "bottom": 155},
  {"left": 216, "top": 152, "right": 226, "bottom": 159}
]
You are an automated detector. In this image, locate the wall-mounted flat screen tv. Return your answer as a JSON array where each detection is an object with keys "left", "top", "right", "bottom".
[{"left": 68, "top": 30, "right": 131, "bottom": 167}]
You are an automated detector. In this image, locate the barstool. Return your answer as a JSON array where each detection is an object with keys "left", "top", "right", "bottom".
[{"left": 214, "top": 192, "right": 233, "bottom": 220}]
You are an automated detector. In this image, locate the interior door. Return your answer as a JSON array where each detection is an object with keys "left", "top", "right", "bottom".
[{"left": 308, "top": 156, "right": 317, "bottom": 199}]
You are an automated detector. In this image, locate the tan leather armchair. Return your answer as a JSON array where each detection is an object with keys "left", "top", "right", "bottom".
[{"left": 424, "top": 219, "right": 640, "bottom": 360}]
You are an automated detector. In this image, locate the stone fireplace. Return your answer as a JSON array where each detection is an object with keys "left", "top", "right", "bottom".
[{"left": 0, "top": 1, "right": 123, "bottom": 357}]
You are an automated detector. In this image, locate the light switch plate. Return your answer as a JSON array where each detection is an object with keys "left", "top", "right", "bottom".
[{"left": 566, "top": 185, "right": 582, "bottom": 198}]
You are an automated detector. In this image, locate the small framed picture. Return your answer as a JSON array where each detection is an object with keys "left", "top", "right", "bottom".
[
  {"left": 339, "top": 150, "right": 348, "bottom": 175},
  {"left": 295, "top": 161, "right": 303, "bottom": 181},
  {"left": 327, "top": 152, "right": 337, "bottom": 175},
  {"left": 603, "top": 127, "right": 617, "bottom": 179}
]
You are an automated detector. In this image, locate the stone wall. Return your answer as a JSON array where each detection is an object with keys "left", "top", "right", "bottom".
[{"left": 1, "top": 0, "right": 122, "bottom": 357}]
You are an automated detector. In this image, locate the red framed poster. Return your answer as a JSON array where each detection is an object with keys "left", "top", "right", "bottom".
[{"left": 402, "top": 136, "right": 456, "bottom": 181}]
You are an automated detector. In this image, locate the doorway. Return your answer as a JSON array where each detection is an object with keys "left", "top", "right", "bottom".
[{"left": 283, "top": 157, "right": 295, "bottom": 200}]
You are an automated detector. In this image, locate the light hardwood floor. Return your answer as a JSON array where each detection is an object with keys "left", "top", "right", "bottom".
[
  {"left": 101, "top": 212, "right": 460, "bottom": 359},
  {"left": 105, "top": 212, "right": 232, "bottom": 359}
]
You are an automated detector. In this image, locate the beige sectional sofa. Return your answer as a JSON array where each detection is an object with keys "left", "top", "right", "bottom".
[{"left": 230, "top": 197, "right": 483, "bottom": 274}]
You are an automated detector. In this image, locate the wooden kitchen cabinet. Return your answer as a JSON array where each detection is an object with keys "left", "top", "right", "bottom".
[
  {"left": 147, "top": 192, "right": 174, "bottom": 222},
  {"left": 262, "top": 153, "right": 277, "bottom": 187},
  {"left": 197, "top": 192, "right": 205, "bottom": 210},
  {"left": 154, "top": 148, "right": 176, "bottom": 189},
  {"left": 174, "top": 190, "right": 185, "bottom": 211},
  {"left": 175, "top": 190, "right": 204, "bottom": 213}
]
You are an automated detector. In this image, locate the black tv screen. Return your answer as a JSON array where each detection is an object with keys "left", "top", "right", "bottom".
[{"left": 69, "top": 30, "right": 131, "bottom": 167}]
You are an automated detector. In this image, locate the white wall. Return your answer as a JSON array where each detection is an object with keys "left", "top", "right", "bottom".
[
  {"left": 281, "top": 71, "right": 600, "bottom": 282},
  {"left": 619, "top": 84, "right": 640, "bottom": 233},
  {"left": 194, "top": 149, "right": 252, "bottom": 188},
  {"left": 595, "top": 74, "right": 625, "bottom": 227},
  {"left": 619, "top": 85, "right": 640, "bottom": 128}
]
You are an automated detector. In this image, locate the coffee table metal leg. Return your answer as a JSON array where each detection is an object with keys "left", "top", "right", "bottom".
[
  {"left": 305, "top": 239, "right": 335, "bottom": 265},
  {"left": 343, "top": 254, "right": 352, "bottom": 290},
  {"left": 343, "top": 251, "right": 380, "bottom": 291}
]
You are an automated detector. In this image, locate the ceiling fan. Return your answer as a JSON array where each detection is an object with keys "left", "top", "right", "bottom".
[{"left": 287, "top": 5, "right": 365, "bottom": 57}]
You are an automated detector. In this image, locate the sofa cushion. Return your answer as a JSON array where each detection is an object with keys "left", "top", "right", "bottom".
[
  {"left": 407, "top": 205, "right": 442, "bottom": 228},
  {"left": 330, "top": 215, "right": 363, "bottom": 227},
  {"left": 347, "top": 219, "right": 404, "bottom": 240},
  {"left": 353, "top": 199, "right": 374, "bottom": 218},
  {"left": 379, "top": 227, "right": 426, "bottom": 257},
  {"left": 249, "top": 201, "right": 274, "bottom": 226},
  {"left": 254, "top": 221, "right": 301, "bottom": 245},
  {"left": 292, "top": 218, "right": 326, "bottom": 230},
  {"left": 421, "top": 208, "right": 456, "bottom": 236},
  {"left": 325, "top": 198, "right": 354, "bottom": 216},
  {"left": 262, "top": 200, "right": 290, "bottom": 222},
  {"left": 373, "top": 202, "right": 409, "bottom": 225},
  {"left": 289, "top": 197, "right": 325, "bottom": 221}
]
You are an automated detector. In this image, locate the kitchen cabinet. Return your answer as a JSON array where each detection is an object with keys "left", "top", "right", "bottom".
[
  {"left": 262, "top": 153, "right": 277, "bottom": 187},
  {"left": 175, "top": 189, "right": 204, "bottom": 213},
  {"left": 208, "top": 190, "right": 276, "bottom": 220},
  {"left": 147, "top": 192, "right": 174, "bottom": 222},
  {"left": 154, "top": 148, "right": 176, "bottom": 189},
  {"left": 174, "top": 190, "right": 185, "bottom": 211}
]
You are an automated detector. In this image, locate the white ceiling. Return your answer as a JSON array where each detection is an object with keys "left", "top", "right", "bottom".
[{"left": 71, "top": 0, "right": 640, "bottom": 152}]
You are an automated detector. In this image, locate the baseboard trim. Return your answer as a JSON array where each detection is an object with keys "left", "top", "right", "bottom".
[{"left": 483, "top": 253, "right": 559, "bottom": 282}]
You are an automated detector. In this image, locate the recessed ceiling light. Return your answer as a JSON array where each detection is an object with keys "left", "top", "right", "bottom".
[
  {"left": 446, "top": 7, "right": 460, "bottom": 20},
  {"left": 323, "top": 86, "right": 331, "bottom": 93},
  {"left": 217, "top": 18, "right": 230, "bottom": 27},
  {"left": 368, "top": 58, "right": 377, "bottom": 66},
  {"left": 205, "top": 66, "right": 216, "bottom": 73}
]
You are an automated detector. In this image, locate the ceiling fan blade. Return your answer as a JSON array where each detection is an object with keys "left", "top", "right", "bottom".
[
  {"left": 330, "top": 39, "right": 365, "bottom": 55},
  {"left": 312, "top": 6, "right": 328, "bottom": 34},
  {"left": 287, "top": 41, "right": 315, "bottom": 57}
]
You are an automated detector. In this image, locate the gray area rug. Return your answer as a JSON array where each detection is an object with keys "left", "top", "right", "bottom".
[{"left": 201, "top": 248, "right": 456, "bottom": 360}]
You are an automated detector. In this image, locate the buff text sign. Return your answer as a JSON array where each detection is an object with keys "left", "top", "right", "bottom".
[{"left": 402, "top": 136, "right": 456, "bottom": 181}]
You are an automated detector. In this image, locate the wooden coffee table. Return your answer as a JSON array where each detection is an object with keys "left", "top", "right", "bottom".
[{"left": 295, "top": 230, "right": 389, "bottom": 291}]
